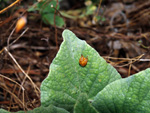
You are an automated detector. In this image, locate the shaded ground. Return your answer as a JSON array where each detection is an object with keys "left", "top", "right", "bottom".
[{"left": 0, "top": 0, "right": 150, "bottom": 112}]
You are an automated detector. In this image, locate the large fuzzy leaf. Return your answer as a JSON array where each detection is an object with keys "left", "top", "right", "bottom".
[
  {"left": 41, "top": 29, "right": 121, "bottom": 111},
  {"left": 92, "top": 68, "right": 150, "bottom": 113}
]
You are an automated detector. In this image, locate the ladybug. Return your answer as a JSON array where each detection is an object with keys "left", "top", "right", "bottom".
[{"left": 79, "top": 54, "right": 88, "bottom": 67}]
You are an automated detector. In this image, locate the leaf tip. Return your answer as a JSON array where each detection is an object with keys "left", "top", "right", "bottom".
[
  {"left": 62, "top": 29, "right": 70, "bottom": 35},
  {"left": 62, "top": 29, "right": 75, "bottom": 40}
]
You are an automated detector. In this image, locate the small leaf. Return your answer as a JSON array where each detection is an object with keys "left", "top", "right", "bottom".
[
  {"left": 41, "top": 29, "right": 121, "bottom": 111},
  {"left": 37, "top": 1, "right": 58, "bottom": 13},
  {"left": 27, "top": 0, "right": 64, "bottom": 27},
  {"left": 92, "top": 68, "right": 150, "bottom": 113},
  {"left": 42, "top": 13, "right": 64, "bottom": 27},
  {"left": 73, "top": 93, "right": 98, "bottom": 113}
]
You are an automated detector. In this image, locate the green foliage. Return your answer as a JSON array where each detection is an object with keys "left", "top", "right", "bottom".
[
  {"left": 84, "top": 0, "right": 105, "bottom": 23},
  {"left": 60, "top": 0, "right": 105, "bottom": 23},
  {"left": 42, "top": 13, "right": 64, "bottom": 27},
  {"left": 40, "top": 29, "right": 121, "bottom": 111},
  {"left": 92, "top": 68, "right": 150, "bottom": 113},
  {"left": 28, "top": 0, "right": 64, "bottom": 27},
  {"left": 1, "top": 29, "right": 150, "bottom": 113}
]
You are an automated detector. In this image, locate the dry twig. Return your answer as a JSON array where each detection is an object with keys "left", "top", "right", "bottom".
[{"left": 0, "top": 0, "right": 21, "bottom": 14}]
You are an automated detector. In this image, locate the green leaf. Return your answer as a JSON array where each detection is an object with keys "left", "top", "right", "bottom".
[
  {"left": 27, "top": 1, "right": 57, "bottom": 12},
  {"left": 41, "top": 29, "right": 121, "bottom": 111},
  {"left": 0, "top": 105, "right": 70, "bottom": 113},
  {"left": 37, "top": 1, "right": 58, "bottom": 14},
  {"left": 28, "top": 0, "right": 64, "bottom": 27},
  {"left": 42, "top": 13, "right": 64, "bottom": 27},
  {"left": 38, "top": 1, "right": 64, "bottom": 27},
  {"left": 73, "top": 93, "right": 98, "bottom": 113},
  {"left": 92, "top": 68, "right": 150, "bottom": 113}
]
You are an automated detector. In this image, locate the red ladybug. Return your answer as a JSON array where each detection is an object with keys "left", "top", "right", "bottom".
[{"left": 79, "top": 54, "right": 88, "bottom": 67}]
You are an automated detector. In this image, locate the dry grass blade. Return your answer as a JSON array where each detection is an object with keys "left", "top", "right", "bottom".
[
  {"left": 7, "top": 28, "right": 29, "bottom": 48},
  {"left": 104, "top": 54, "right": 145, "bottom": 67},
  {"left": 0, "top": 74, "right": 26, "bottom": 111},
  {"left": 0, "top": 86, "right": 26, "bottom": 110},
  {"left": 0, "top": 74, "right": 24, "bottom": 91},
  {"left": 0, "top": 76, "right": 27, "bottom": 110},
  {"left": 4, "top": 47, "right": 40, "bottom": 98}
]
